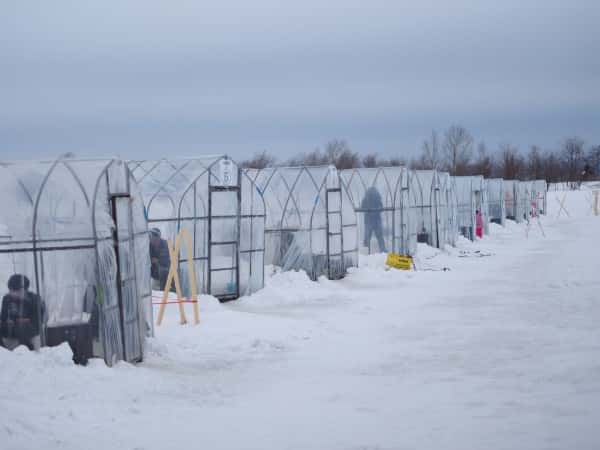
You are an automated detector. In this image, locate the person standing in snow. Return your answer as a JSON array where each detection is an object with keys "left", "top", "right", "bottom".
[
  {"left": 475, "top": 209, "right": 484, "bottom": 239},
  {"left": 0, "top": 274, "right": 44, "bottom": 351},
  {"left": 149, "top": 228, "right": 170, "bottom": 290},
  {"left": 360, "top": 186, "right": 387, "bottom": 253}
]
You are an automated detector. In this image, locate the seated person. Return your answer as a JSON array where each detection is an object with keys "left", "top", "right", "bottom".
[{"left": 0, "top": 274, "right": 44, "bottom": 351}]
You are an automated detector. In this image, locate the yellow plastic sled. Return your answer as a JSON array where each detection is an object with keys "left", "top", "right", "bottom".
[{"left": 385, "top": 253, "right": 413, "bottom": 271}]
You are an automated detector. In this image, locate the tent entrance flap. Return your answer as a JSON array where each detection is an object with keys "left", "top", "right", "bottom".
[
  {"left": 208, "top": 186, "right": 240, "bottom": 301},
  {"left": 326, "top": 188, "right": 344, "bottom": 280},
  {"left": 110, "top": 193, "right": 143, "bottom": 363}
]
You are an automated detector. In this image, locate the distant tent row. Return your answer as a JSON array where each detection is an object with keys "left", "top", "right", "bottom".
[
  {"left": 505, "top": 179, "right": 547, "bottom": 223},
  {"left": 0, "top": 154, "right": 549, "bottom": 365}
]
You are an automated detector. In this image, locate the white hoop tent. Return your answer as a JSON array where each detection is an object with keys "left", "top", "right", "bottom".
[
  {"left": 486, "top": 179, "right": 506, "bottom": 226},
  {"left": 453, "top": 175, "right": 488, "bottom": 240},
  {"left": 439, "top": 172, "right": 459, "bottom": 247},
  {"left": 0, "top": 157, "right": 150, "bottom": 366},
  {"left": 410, "top": 170, "right": 453, "bottom": 249},
  {"left": 340, "top": 166, "right": 417, "bottom": 256},
  {"left": 532, "top": 179, "right": 548, "bottom": 214},
  {"left": 504, "top": 180, "right": 518, "bottom": 221},
  {"left": 246, "top": 166, "right": 358, "bottom": 280},
  {"left": 129, "top": 157, "right": 265, "bottom": 301},
  {"left": 515, "top": 181, "right": 532, "bottom": 223}
]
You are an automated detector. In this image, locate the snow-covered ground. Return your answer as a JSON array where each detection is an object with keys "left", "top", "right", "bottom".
[{"left": 2, "top": 189, "right": 599, "bottom": 450}]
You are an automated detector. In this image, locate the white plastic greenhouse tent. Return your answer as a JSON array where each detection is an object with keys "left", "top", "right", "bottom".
[
  {"left": 486, "top": 178, "right": 506, "bottom": 226},
  {"left": 0, "top": 156, "right": 151, "bottom": 366},
  {"left": 410, "top": 170, "right": 453, "bottom": 249},
  {"left": 439, "top": 172, "right": 459, "bottom": 247},
  {"left": 515, "top": 181, "right": 532, "bottom": 223},
  {"left": 453, "top": 175, "right": 488, "bottom": 240},
  {"left": 532, "top": 179, "right": 548, "bottom": 214},
  {"left": 504, "top": 180, "right": 518, "bottom": 221},
  {"left": 245, "top": 165, "right": 358, "bottom": 281},
  {"left": 340, "top": 166, "right": 417, "bottom": 256},
  {"left": 129, "top": 157, "right": 265, "bottom": 301}
]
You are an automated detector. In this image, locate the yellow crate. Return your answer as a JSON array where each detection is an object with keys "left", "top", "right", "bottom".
[{"left": 385, "top": 253, "right": 413, "bottom": 270}]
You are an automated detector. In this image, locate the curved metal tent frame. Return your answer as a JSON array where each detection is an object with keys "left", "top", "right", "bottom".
[
  {"left": 439, "top": 172, "right": 459, "bottom": 247},
  {"left": 0, "top": 156, "right": 150, "bottom": 366},
  {"left": 453, "top": 175, "right": 488, "bottom": 240},
  {"left": 504, "top": 180, "right": 518, "bottom": 221},
  {"left": 246, "top": 165, "right": 358, "bottom": 280},
  {"left": 532, "top": 180, "right": 548, "bottom": 214},
  {"left": 410, "top": 170, "right": 452, "bottom": 249},
  {"left": 129, "top": 156, "right": 265, "bottom": 301},
  {"left": 486, "top": 178, "right": 506, "bottom": 226},
  {"left": 340, "top": 166, "right": 417, "bottom": 256},
  {"left": 515, "top": 181, "right": 532, "bottom": 223}
]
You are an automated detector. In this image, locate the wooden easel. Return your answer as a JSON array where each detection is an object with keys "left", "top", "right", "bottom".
[{"left": 156, "top": 228, "right": 200, "bottom": 326}]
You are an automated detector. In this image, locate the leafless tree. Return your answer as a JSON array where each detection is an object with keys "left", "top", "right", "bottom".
[
  {"left": 442, "top": 125, "right": 473, "bottom": 175},
  {"left": 471, "top": 141, "right": 493, "bottom": 177},
  {"left": 499, "top": 143, "right": 525, "bottom": 179},
  {"left": 418, "top": 130, "right": 442, "bottom": 170},
  {"left": 324, "top": 139, "right": 361, "bottom": 169},
  {"left": 561, "top": 137, "right": 585, "bottom": 182},
  {"left": 240, "top": 150, "right": 277, "bottom": 169},
  {"left": 287, "top": 139, "right": 360, "bottom": 169},
  {"left": 541, "top": 151, "right": 562, "bottom": 183},
  {"left": 359, "top": 152, "right": 406, "bottom": 168},
  {"left": 362, "top": 153, "right": 379, "bottom": 168},
  {"left": 527, "top": 145, "right": 544, "bottom": 180},
  {"left": 286, "top": 148, "right": 328, "bottom": 166},
  {"left": 379, "top": 156, "right": 405, "bottom": 167},
  {"left": 586, "top": 145, "right": 600, "bottom": 180}
]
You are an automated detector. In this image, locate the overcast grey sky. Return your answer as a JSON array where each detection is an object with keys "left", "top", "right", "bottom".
[{"left": 1, "top": 1, "right": 599, "bottom": 162}]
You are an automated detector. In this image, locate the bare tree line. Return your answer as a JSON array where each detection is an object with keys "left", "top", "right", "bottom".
[{"left": 241, "top": 127, "right": 600, "bottom": 183}]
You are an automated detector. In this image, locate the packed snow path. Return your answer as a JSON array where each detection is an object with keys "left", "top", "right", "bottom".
[{"left": 1, "top": 190, "right": 599, "bottom": 450}]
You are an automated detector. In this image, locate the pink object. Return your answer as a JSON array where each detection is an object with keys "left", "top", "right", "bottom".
[{"left": 475, "top": 211, "right": 484, "bottom": 238}]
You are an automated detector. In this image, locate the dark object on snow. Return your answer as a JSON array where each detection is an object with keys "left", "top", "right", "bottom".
[
  {"left": 46, "top": 285, "right": 98, "bottom": 365},
  {"left": 417, "top": 232, "right": 429, "bottom": 244},
  {"left": 46, "top": 324, "right": 94, "bottom": 365}
]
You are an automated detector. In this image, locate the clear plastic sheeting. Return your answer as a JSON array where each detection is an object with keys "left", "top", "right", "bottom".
[
  {"left": 453, "top": 175, "right": 488, "bottom": 240},
  {"left": 410, "top": 170, "right": 453, "bottom": 249},
  {"left": 246, "top": 166, "right": 358, "bottom": 281},
  {"left": 0, "top": 157, "right": 150, "bottom": 366},
  {"left": 532, "top": 180, "right": 548, "bottom": 214},
  {"left": 515, "top": 181, "right": 532, "bottom": 223},
  {"left": 486, "top": 179, "right": 506, "bottom": 226},
  {"left": 340, "top": 167, "right": 417, "bottom": 256},
  {"left": 504, "top": 180, "right": 517, "bottom": 220},
  {"left": 439, "top": 172, "right": 459, "bottom": 247},
  {"left": 129, "top": 157, "right": 265, "bottom": 301}
]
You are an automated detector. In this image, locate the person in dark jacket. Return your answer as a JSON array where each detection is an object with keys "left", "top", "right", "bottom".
[
  {"left": 360, "top": 187, "right": 387, "bottom": 253},
  {"left": 0, "top": 274, "right": 43, "bottom": 350},
  {"left": 149, "top": 228, "right": 170, "bottom": 290}
]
